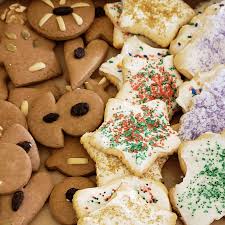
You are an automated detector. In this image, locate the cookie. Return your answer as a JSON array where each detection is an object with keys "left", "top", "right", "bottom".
[
  {"left": 27, "top": 0, "right": 95, "bottom": 41},
  {"left": 99, "top": 36, "right": 169, "bottom": 90},
  {"left": 0, "top": 23, "right": 61, "bottom": 87},
  {"left": 170, "top": 132, "right": 225, "bottom": 225},
  {"left": 0, "top": 100, "right": 27, "bottom": 131},
  {"left": 74, "top": 176, "right": 171, "bottom": 219},
  {"left": 0, "top": 124, "right": 40, "bottom": 172},
  {"left": 49, "top": 177, "right": 95, "bottom": 225},
  {"left": 118, "top": 0, "right": 194, "bottom": 47},
  {"left": 8, "top": 76, "right": 68, "bottom": 108},
  {"left": 179, "top": 65, "right": 225, "bottom": 140},
  {"left": 0, "top": 67, "right": 8, "bottom": 100},
  {"left": 0, "top": 3, "right": 27, "bottom": 25},
  {"left": 85, "top": 16, "right": 113, "bottom": 44},
  {"left": 173, "top": 2, "right": 225, "bottom": 79},
  {"left": 116, "top": 47, "right": 182, "bottom": 118},
  {"left": 0, "top": 172, "right": 53, "bottom": 225},
  {"left": 77, "top": 184, "right": 176, "bottom": 225},
  {"left": 81, "top": 133, "right": 165, "bottom": 186},
  {"left": 195, "top": 0, "right": 223, "bottom": 13},
  {"left": 46, "top": 136, "right": 95, "bottom": 176},
  {"left": 64, "top": 37, "right": 108, "bottom": 89},
  {"left": 83, "top": 98, "right": 180, "bottom": 176},
  {"left": 28, "top": 89, "right": 104, "bottom": 148},
  {"left": 0, "top": 142, "right": 32, "bottom": 195},
  {"left": 176, "top": 65, "right": 224, "bottom": 113}
]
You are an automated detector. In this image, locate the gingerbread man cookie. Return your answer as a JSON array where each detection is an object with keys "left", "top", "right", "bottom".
[
  {"left": 0, "top": 172, "right": 53, "bottom": 225},
  {"left": 0, "top": 67, "right": 8, "bottom": 100},
  {"left": 27, "top": 0, "right": 95, "bottom": 41},
  {"left": 49, "top": 177, "right": 95, "bottom": 225},
  {"left": 0, "top": 23, "right": 61, "bottom": 87},
  {"left": 64, "top": 37, "right": 108, "bottom": 89},
  {"left": 0, "top": 124, "right": 40, "bottom": 172},
  {"left": 46, "top": 136, "right": 95, "bottom": 176},
  {"left": 28, "top": 89, "right": 104, "bottom": 148}
]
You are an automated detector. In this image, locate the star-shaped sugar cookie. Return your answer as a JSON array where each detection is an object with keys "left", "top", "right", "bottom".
[
  {"left": 81, "top": 133, "right": 165, "bottom": 186},
  {"left": 117, "top": 50, "right": 182, "bottom": 118},
  {"left": 99, "top": 36, "right": 168, "bottom": 89},
  {"left": 170, "top": 131, "right": 225, "bottom": 225},
  {"left": 85, "top": 98, "right": 180, "bottom": 176},
  {"left": 118, "top": 0, "right": 194, "bottom": 47}
]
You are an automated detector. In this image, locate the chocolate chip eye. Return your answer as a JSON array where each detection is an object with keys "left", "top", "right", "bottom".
[
  {"left": 53, "top": 6, "right": 73, "bottom": 16},
  {"left": 65, "top": 188, "right": 77, "bottom": 202},
  {"left": 71, "top": 103, "right": 89, "bottom": 117},
  {"left": 43, "top": 113, "right": 60, "bottom": 123},
  {"left": 17, "top": 141, "right": 32, "bottom": 153},
  {"left": 12, "top": 191, "right": 24, "bottom": 211},
  {"left": 95, "top": 7, "right": 105, "bottom": 17},
  {"left": 74, "top": 47, "right": 85, "bottom": 59}
]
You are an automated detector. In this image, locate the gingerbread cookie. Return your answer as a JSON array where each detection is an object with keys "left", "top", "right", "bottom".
[
  {"left": 0, "top": 124, "right": 40, "bottom": 172},
  {"left": 0, "top": 143, "right": 32, "bottom": 195},
  {"left": 64, "top": 37, "right": 108, "bottom": 89},
  {"left": 28, "top": 89, "right": 104, "bottom": 148},
  {"left": 49, "top": 177, "right": 95, "bottom": 225},
  {"left": 0, "top": 172, "right": 53, "bottom": 225},
  {"left": 0, "top": 100, "right": 27, "bottom": 131},
  {"left": 0, "top": 67, "right": 8, "bottom": 100},
  {"left": 85, "top": 15, "right": 113, "bottom": 44},
  {"left": 27, "top": 0, "right": 95, "bottom": 41},
  {"left": 46, "top": 136, "right": 95, "bottom": 176},
  {"left": 0, "top": 23, "right": 61, "bottom": 87}
]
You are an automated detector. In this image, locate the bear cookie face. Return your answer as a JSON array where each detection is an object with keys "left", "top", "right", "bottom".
[{"left": 27, "top": 0, "right": 95, "bottom": 40}]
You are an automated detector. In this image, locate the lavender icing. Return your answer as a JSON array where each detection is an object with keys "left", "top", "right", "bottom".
[{"left": 179, "top": 67, "right": 225, "bottom": 140}]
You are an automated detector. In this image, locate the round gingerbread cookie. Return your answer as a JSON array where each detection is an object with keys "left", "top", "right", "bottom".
[
  {"left": 49, "top": 177, "right": 95, "bottom": 225},
  {"left": 27, "top": 0, "right": 95, "bottom": 40}
]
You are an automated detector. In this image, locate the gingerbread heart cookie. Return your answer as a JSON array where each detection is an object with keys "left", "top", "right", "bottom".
[
  {"left": 64, "top": 37, "right": 108, "bottom": 89},
  {"left": 0, "top": 23, "right": 61, "bottom": 87},
  {"left": 28, "top": 89, "right": 104, "bottom": 148},
  {"left": 49, "top": 177, "right": 95, "bottom": 225},
  {"left": 27, "top": 0, "right": 95, "bottom": 41},
  {"left": 0, "top": 100, "right": 27, "bottom": 131},
  {"left": 0, "top": 143, "right": 32, "bottom": 195},
  {"left": 0, "top": 172, "right": 53, "bottom": 225},
  {"left": 0, "top": 67, "right": 8, "bottom": 100},
  {"left": 0, "top": 124, "right": 40, "bottom": 172},
  {"left": 46, "top": 136, "right": 95, "bottom": 176}
]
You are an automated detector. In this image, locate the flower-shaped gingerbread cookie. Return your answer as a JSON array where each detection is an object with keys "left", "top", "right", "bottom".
[
  {"left": 170, "top": 132, "right": 225, "bottom": 225},
  {"left": 28, "top": 89, "right": 104, "bottom": 148},
  {"left": 85, "top": 98, "right": 180, "bottom": 176},
  {"left": 27, "top": 0, "right": 95, "bottom": 40}
]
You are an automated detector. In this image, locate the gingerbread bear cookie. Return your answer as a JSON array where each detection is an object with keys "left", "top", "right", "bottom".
[
  {"left": 0, "top": 100, "right": 27, "bottom": 131},
  {"left": 28, "top": 89, "right": 104, "bottom": 148},
  {"left": 64, "top": 37, "right": 108, "bottom": 89},
  {"left": 46, "top": 136, "right": 95, "bottom": 176},
  {"left": 49, "top": 177, "right": 95, "bottom": 225},
  {"left": 27, "top": 0, "right": 95, "bottom": 41},
  {"left": 0, "top": 142, "right": 32, "bottom": 195},
  {"left": 0, "top": 67, "right": 8, "bottom": 100},
  {"left": 0, "top": 124, "right": 40, "bottom": 172},
  {"left": 0, "top": 23, "right": 61, "bottom": 87},
  {"left": 0, "top": 172, "right": 53, "bottom": 225}
]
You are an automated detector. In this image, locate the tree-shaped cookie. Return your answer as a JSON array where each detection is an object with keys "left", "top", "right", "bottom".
[
  {"left": 85, "top": 98, "right": 180, "bottom": 176},
  {"left": 0, "top": 23, "right": 61, "bottom": 87},
  {"left": 170, "top": 131, "right": 225, "bottom": 225}
]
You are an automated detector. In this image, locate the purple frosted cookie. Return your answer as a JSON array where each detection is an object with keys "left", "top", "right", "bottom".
[{"left": 179, "top": 66, "right": 225, "bottom": 140}]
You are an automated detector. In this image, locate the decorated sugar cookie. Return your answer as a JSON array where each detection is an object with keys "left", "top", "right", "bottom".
[
  {"left": 170, "top": 132, "right": 225, "bottom": 225},
  {"left": 85, "top": 98, "right": 180, "bottom": 175},
  {"left": 27, "top": 0, "right": 95, "bottom": 40}
]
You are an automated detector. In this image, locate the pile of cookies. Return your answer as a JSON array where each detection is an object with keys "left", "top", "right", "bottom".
[{"left": 0, "top": 0, "right": 225, "bottom": 225}]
